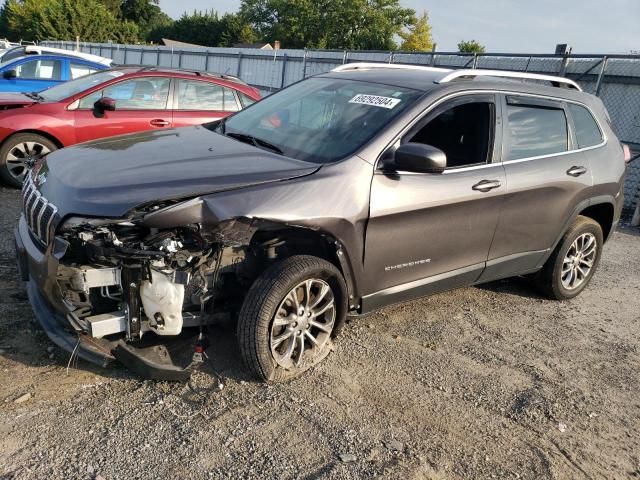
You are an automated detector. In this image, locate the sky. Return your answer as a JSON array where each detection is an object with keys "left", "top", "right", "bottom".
[{"left": 158, "top": 0, "right": 639, "bottom": 54}]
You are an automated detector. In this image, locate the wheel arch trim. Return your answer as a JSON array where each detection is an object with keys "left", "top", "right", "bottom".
[
  {"left": 246, "top": 224, "right": 359, "bottom": 311},
  {"left": 1, "top": 129, "right": 64, "bottom": 149},
  {"left": 538, "top": 195, "right": 616, "bottom": 269}
]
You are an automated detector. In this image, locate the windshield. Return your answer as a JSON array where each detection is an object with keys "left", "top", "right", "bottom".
[
  {"left": 0, "top": 47, "right": 25, "bottom": 63},
  {"left": 38, "top": 70, "right": 126, "bottom": 101},
  {"left": 221, "top": 77, "right": 422, "bottom": 164}
]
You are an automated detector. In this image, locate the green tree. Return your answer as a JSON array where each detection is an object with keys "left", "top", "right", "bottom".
[
  {"left": 39, "top": 0, "right": 140, "bottom": 42},
  {"left": 150, "top": 10, "right": 257, "bottom": 48},
  {"left": 240, "top": 0, "right": 415, "bottom": 50},
  {"left": 458, "top": 39, "right": 485, "bottom": 53},
  {"left": 219, "top": 13, "right": 258, "bottom": 47},
  {"left": 399, "top": 11, "right": 433, "bottom": 51},
  {"left": 1, "top": 0, "right": 48, "bottom": 41},
  {"left": 151, "top": 10, "right": 223, "bottom": 46},
  {"left": 2, "top": 0, "right": 139, "bottom": 42},
  {"left": 0, "top": 0, "right": 16, "bottom": 38},
  {"left": 99, "top": 0, "right": 122, "bottom": 16},
  {"left": 121, "top": 0, "right": 172, "bottom": 39}
]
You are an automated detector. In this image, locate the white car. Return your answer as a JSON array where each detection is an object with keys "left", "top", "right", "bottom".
[
  {"left": 0, "top": 45, "right": 112, "bottom": 66},
  {"left": 0, "top": 39, "right": 20, "bottom": 50}
]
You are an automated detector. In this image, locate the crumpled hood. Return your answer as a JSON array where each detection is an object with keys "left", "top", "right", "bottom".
[{"left": 37, "top": 125, "right": 319, "bottom": 217}]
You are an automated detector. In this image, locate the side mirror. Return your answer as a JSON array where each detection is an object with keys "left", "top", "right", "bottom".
[
  {"left": 394, "top": 143, "right": 447, "bottom": 173},
  {"left": 94, "top": 96, "right": 116, "bottom": 114},
  {"left": 3, "top": 69, "right": 16, "bottom": 80}
]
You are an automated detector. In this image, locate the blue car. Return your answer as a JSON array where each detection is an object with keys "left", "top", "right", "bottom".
[{"left": 0, "top": 54, "right": 109, "bottom": 93}]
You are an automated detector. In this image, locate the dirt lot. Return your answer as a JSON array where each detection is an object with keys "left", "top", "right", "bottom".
[{"left": 0, "top": 185, "right": 639, "bottom": 480}]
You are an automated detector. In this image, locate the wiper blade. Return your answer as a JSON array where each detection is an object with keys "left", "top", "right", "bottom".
[
  {"left": 226, "top": 132, "right": 283, "bottom": 155},
  {"left": 253, "top": 137, "right": 283, "bottom": 155},
  {"left": 25, "top": 91, "right": 44, "bottom": 101},
  {"left": 226, "top": 131, "right": 255, "bottom": 146}
]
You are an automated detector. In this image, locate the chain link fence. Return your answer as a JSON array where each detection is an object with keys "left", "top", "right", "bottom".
[{"left": 43, "top": 41, "right": 640, "bottom": 214}]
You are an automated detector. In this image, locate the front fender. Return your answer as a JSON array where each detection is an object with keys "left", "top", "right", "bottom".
[{"left": 141, "top": 157, "right": 374, "bottom": 298}]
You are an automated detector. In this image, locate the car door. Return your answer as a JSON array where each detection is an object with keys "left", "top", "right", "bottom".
[
  {"left": 72, "top": 76, "right": 173, "bottom": 144},
  {"left": 362, "top": 93, "right": 506, "bottom": 310},
  {"left": 172, "top": 78, "right": 242, "bottom": 127},
  {"left": 479, "top": 94, "right": 595, "bottom": 282},
  {"left": 0, "top": 57, "right": 63, "bottom": 93}
]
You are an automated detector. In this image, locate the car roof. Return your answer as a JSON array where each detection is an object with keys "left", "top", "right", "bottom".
[
  {"left": 23, "top": 46, "right": 113, "bottom": 65},
  {"left": 321, "top": 63, "right": 594, "bottom": 104},
  {"left": 1, "top": 46, "right": 112, "bottom": 65},
  {"left": 5, "top": 53, "right": 109, "bottom": 67}
]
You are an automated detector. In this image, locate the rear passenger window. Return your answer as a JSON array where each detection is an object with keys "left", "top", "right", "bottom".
[
  {"left": 175, "top": 80, "right": 240, "bottom": 111},
  {"left": 70, "top": 62, "right": 98, "bottom": 80},
  {"left": 568, "top": 104, "right": 603, "bottom": 148},
  {"left": 506, "top": 104, "right": 568, "bottom": 160}
]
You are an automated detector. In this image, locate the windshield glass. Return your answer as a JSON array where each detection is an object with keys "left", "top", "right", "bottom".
[
  {"left": 0, "top": 47, "right": 25, "bottom": 63},
  {"left": 38, "top": 70, "right": 126, "bottom": 101},
  {"left": 221, "top": 77, "right": 422, "bottom": 164}
]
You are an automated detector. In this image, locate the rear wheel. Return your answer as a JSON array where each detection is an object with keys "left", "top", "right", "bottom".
[
  {"left": 237, "top": 255, "right": 347, "bottom": 383},
  {"left": 534, "top": 216, "right": 603, "bottom": 300},
  {"left": 0, "top": 133, "right": 57, "bottom": 187}
]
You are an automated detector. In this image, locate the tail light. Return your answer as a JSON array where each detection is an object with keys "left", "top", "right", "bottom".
[{"left": 623, "top": 144, "right": 632, "bottom": 164}]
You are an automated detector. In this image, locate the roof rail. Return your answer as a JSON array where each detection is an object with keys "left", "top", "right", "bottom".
[
  {"left": 437, "top": 69, "right": 582, "bottom": 91},
  {"left": 331, "top": 62, "right": 451, "bottom": 74},
  {"left": 129, "top": 66, "right": 248, "bottom": 86},
  {"left": 331, "top": 62, "right": 582, "bottom": 91}
]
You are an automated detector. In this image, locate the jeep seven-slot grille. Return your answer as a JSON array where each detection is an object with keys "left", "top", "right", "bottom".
[{"left": 22, "top": 175, "right": 57, "bottom": 246}]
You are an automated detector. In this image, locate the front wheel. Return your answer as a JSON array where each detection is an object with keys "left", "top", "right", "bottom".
[
  {"left": 0, "top": 133, "right": 57, "bottom": 187},
  {"left": 237, "top": 255, "right": 348, "bottom": 383},
  {"left": 534, "top": 215, "right": 603, "bottom": 300}
]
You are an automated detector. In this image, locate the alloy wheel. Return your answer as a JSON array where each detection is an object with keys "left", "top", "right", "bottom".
[
  {"left": 270, "top": 278, "right": 336, "bottom": 369},
  {"left": 5, "top": 141, "right": 51, "bottom": 183},
  {"left": 561, "top": 233, "right": 597, "bottom": 290}
]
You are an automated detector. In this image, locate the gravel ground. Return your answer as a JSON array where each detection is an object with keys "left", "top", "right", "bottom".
[{"left": 0, "top": 184, "right": 639, "bottom": 480}]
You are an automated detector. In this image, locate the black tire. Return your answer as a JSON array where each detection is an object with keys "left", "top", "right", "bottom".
[
  {"left": 237, "top": 255, "right": 348, "bottom": 383},
  {"left": 534, "top": 215, "right": 603, "bottom": 300},
  {"left": 0, "top": 133, "right": 58, "bottom": 188}
]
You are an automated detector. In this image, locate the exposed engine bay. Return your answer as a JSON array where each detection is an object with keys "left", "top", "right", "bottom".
[
  {"left": 56, "top": 217, "right": 254, "bottom": 344},
  {"left": 34, "top": 197, "right": 347, "bottom": 381}
]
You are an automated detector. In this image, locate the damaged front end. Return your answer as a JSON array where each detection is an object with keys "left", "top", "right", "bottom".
[{"left": 54, "top": 210, "right": 251, "bottom": 380}]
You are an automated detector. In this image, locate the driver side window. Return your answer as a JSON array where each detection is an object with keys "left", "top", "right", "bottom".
[
  {"left": 15, "top": 59, "right": 62, "bottom": 80},
  {"left": 406, "top": 99, "right": 494, "bottom": 169}
]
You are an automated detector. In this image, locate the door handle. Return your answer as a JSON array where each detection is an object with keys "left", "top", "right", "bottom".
[
  {"left": 472, "top": 179, "right": 502, "bottom": 192},
  {"left": 150, "top": 119, "right": 170, "bottom": 127},
  {"left": 566, "top": 166, "right": 587, "bottom": 177}
]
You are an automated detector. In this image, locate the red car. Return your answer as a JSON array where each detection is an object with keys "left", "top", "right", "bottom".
[{"left": 0, "top": 67, "right": 261, "bottom": 186}]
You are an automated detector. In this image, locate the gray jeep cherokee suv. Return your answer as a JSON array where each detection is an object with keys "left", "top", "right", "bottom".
[{"left": 15, "top": 63, "right": 626, "bottom": 381}]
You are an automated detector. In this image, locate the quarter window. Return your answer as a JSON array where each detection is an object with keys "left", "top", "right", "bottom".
[
  {"left": 15, "top": 59, "right": 62, "bottom": 80},
  {"left": 175, "top": 79, "right": 240, "bottom": 111},
  {"left": 79, "top": 77, "right": 170, "bottom": 110},
  {"left": 239, "top": 92, "right": 256, "bottom": 108},
  {"left": 407, "top": 101, "right": 494, "bottom": 168},
  {"left": 506, "top": 104, "right": 568, "bottom": 160},
  {"left": 568, "top": 104, "right": 603, "bottom": 148}
]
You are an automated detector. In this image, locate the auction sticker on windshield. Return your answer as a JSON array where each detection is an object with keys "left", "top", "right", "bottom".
[{"left": 349, "top": 94, "right": 401, "bottom": 109}]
